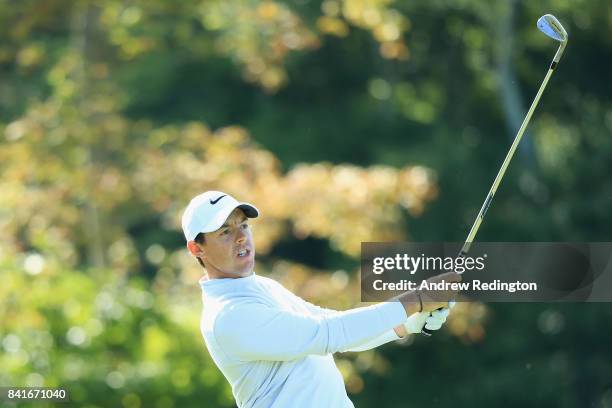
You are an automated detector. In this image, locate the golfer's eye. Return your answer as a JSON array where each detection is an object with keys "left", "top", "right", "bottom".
[
  {"left": 240, "top": 223, "right": 249, "bottom": 230},
  {"left": 220, "top": 229, "right": 229, "bottom": 236}
]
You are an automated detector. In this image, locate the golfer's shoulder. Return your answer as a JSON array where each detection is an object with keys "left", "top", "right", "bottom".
[
  {"left": 256, "top": 275, "right": 289, "bottom": 293},
  {"left": 213, "top": 298, "right": 274, "bottom": 332}
]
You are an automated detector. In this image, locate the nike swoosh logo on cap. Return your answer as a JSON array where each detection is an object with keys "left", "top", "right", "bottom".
[{"left": 209, "top": 195, "right": 227, "bottom": 205}]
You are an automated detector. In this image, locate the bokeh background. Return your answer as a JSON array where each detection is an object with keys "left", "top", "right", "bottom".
[{"left": 2, "top": 0, "right": 612, "bottom": 407}]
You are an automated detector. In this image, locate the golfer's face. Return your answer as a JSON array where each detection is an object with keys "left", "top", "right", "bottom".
[{"left": 202, "top": 208, "right": 255, "bottom": 277}]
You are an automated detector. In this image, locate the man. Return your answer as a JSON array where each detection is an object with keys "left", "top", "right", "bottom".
[{"left": 182, "top": 191, "right": 460, "bottom": 408}]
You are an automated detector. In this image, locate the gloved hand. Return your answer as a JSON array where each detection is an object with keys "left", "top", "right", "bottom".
[{"left": 403, "top": 301, "right": 455, "bottom": 333}]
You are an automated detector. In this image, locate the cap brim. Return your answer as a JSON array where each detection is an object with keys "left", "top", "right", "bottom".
[
  {"left": 237, "top": 203, "right": 259, "bottom": 219},
  {"left": 198, "top": 202, "right": 259, "bottom": 235}
]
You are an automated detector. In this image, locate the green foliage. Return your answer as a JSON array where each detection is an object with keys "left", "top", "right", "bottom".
[{"left": 1, "top": 258, "right": 234, "bottom": 407}]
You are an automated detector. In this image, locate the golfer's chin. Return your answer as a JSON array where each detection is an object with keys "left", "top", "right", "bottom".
[{"left": 233, "top": 256, "right": 255, "bottom": 277}]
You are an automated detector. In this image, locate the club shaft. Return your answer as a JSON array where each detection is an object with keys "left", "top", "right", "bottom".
[
  {"left": 459, "top": 49, "right": 560, "bottom": 257},
  {"left": 421, "top": 41, "right": 565, "bottom": 336}
]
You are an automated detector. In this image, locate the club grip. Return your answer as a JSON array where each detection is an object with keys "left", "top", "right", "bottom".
[{"left": 420, "top": 307, "right": 446, "bottom": 336}]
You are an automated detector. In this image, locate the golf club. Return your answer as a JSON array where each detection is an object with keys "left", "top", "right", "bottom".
[{"left": 421, "top": 14, "right": 568, "bottom": 336}]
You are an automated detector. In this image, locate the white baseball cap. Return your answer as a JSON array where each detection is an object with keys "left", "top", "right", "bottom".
[{"left": 181, "top": 191, "right": 259, "bottom": 241}]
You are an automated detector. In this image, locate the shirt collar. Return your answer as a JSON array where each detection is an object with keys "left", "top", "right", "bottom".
[{"left": 199, "top": 272, "right": 257, "bottom": 292}]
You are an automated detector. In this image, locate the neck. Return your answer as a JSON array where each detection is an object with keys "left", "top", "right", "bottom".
[{"left": 206, "top": 268, "right": 254, "bottom": 280}]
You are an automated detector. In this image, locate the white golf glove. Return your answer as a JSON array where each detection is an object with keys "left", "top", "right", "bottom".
[{"left": 403, "top": 301, "right": 455, "bottom": 333}]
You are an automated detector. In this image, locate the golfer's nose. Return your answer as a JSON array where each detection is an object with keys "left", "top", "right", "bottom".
[{"left": 236, "top": 228, "right": 247, "bottom": 244}]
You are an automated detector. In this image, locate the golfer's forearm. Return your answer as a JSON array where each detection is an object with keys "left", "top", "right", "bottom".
[
  {"left": 343, "top": 329, "right": 400, "bottom": 352},
  {"left": 302, "top": 299, "right": 407, "bottom": 338},
  {"left": 323, "top": 302, "right": 408, "bottom": 353},
  {"left": 399, "top": 292, "right": 422, "bottom": 316},
  {"left": 341, "top": 320, "right": 408, "bottom": 353},
  {"left": 394, "top": 325, "right": 407, "bottom": 338}
]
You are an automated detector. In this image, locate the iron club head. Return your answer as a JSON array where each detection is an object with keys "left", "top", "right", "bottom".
[{"left": 537, "top": 14, "right": 568, "bottom": 42}]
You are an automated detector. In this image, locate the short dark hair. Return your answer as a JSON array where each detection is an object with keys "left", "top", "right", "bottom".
[{"left": 194, "top": 233, "right": 206, "bottom": 269}]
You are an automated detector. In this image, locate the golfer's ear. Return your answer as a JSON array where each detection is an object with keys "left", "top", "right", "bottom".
[{"left": 187, "top": 241, "right": 204, "bottom": 257}]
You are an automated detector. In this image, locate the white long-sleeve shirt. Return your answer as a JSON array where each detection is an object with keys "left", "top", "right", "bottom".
[{"left": 199, "top": 273, "right": 407, "bottom": 408}]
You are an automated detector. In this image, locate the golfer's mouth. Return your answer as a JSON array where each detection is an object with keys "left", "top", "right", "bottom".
[{"left": 236, "top": 248, "right": 252, "bottom": 258}]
